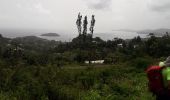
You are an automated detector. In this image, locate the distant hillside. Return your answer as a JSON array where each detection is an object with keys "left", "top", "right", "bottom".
[
  {"left": 137, "top": 28, "right": 170, "bottom": 35},
  {"left": 0, "top": 34, "right": 11, "bottom": 45},
  {"left": 41, "top": 33, "right": 60, "bottom": 37},
  {"left": 113, "top": 28, "right": 170, "bottom": 37},
  {"left": 12, "top": 36, "right": 60, "bottom": 51},
  {"left": 13, "top": 36, "right": 49, "bottom": 43}
]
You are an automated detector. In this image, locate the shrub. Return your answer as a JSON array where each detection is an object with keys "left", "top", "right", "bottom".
[{"left": 130, "top": 57, "right": 153, "bottom": 70}]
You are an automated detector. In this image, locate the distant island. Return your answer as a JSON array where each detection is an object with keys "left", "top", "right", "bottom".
[
  {"left": 41, "top": 33, "right": 60, "bottom": 37},
  {"left": 113, "top": 28, "right": 170, "bottom": 36}
]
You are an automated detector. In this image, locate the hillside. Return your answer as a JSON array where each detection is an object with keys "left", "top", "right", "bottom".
[
  {"left": 41, "top": 33, "right": 60, "bottom": 37},
  {"left": 0, "top": 33, "right": 170, "bottom": 100},
  {"left": 2, "top": 36, "right": 60, "bottom": 52},
  {"left": 137, "top": 28, "right": 170, "bottom": 35},
  {"left": 0, "top": 34, "right": 11, "bottom": 46}
]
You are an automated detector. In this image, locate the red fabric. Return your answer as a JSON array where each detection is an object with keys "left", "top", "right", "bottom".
[{"left": 146, "top": 66, "right": 165, "bottom": 95}]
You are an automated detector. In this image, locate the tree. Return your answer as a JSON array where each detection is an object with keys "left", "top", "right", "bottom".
[
  {"left": 83, "top": 16, "right": 88, "bottom": 35},
  {"left": 0, "top": 34, "right": 2, "bottom": 38},
  {"left": 76, "top": 13, "right": 82, "bottom": 36},
  {"left": 145, "top": 35, "right": 159, "bottom": 57},
  {"left": 89, "top": 15, "right": 95, "bottom": 37}
]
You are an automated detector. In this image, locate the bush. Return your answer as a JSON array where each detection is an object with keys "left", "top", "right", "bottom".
[
  {"left": 130, "top": 57, "right": 153, "bottom": 70},
  {"left": 81, "top": 90, "right": 101, "bottom": 100},
  {"left": 0, "top": 92, "right": 17, "bottom": 100}
]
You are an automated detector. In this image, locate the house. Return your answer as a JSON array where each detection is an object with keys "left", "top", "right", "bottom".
[
  {"left": 85, "top": 60, "right": 104, "bottom": 64},
  {"left": 117, "top": 43, "right": 123, "bottom": 48}
]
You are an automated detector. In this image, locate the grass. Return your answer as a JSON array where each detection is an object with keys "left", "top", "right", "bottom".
[
  {"left": 62, "top": 63, "right": 155, "bottom": 100},
  {"left": 0, "top": 63, "right": 155, "bottom": 100}
]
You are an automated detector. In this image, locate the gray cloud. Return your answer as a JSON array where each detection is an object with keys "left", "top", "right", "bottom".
[
  {"left": 85, "top": 0, "right": 112, "bottom": 10},
  {"left": 149, "top": 0, "right": 170, "bottom": 12},
  {"left": 151, "top": 3, "right": 170, "bottom": 12}
]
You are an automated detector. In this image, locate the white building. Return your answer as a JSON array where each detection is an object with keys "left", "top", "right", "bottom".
[{"left": 85, "top": 60, "right": 104, "bottom": 64}]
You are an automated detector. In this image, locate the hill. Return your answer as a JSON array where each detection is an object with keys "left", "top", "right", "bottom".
[
  {"left": 137, "top": 28, "right": 170, "bottom": 35},
  {"left": 41, "top": 33, "right": 60, "bottom": 37},
  {"left": 14, "top": 36, "right": 48, "bottom": 42},
  {"left": 11, "top": 36, "right": 60, "bottom": 52},
  {"left": 1, "top": 32, "right": 170, "bottom": 100},
  {"left": 0, "top": 34, "right": 11, "bottom": 45}
]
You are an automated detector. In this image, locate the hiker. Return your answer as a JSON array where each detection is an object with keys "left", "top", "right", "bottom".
[
  {"left": 146, "top": 56, "right": 170, "bottom": 100},
  {"left": 156, "top": 56, "right": 170, "bottom": 100}
]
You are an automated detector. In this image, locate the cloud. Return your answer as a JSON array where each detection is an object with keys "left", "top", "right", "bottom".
[
  {"left": 84, "top": 0, "right": 112, "bottom": 10},
  {"left": 16, "top": 1, "right": 51, "bottom": 15},
  {"left": 149, "top": 0, "right": 170, "bottom": 12},
  {"left": 34, "top": 3, "right": 51, "bottom": 14}
]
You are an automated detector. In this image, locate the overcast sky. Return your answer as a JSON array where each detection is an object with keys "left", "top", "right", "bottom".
[{"left": 0, "top": 0, "right": 170, "bottom": 34}]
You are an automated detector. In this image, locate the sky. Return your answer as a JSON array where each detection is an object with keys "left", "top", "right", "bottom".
[{"left": 0, "top": 0, "right": 170, "bottom": 34}]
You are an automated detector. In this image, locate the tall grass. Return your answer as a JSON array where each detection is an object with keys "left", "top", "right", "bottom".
[{"left": 0, "top": 63, "right": 155, "bottom": 100}]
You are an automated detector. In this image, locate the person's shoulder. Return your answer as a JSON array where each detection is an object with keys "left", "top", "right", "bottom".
[
  {"left": 165, "top": 67, "right": 170, "bottom": 71},
  {"left": 162, "top": 67, "right": 169, "bottom": 72}
]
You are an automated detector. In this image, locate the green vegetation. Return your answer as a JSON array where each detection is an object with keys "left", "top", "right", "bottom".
[
  {"left": 0, "top": 32, "right": 170, "bottom": 100},
  {"left": 0, "top": 63, "right": 154, "bottom": 100}
]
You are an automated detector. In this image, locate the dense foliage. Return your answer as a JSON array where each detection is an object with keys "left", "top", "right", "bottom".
[{"left": 0, "top": 33, "right": 170, "bottom": 100}]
